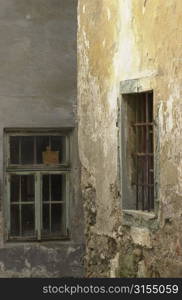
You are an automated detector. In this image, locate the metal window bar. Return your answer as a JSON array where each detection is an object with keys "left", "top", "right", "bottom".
[
  {"left": 19, "top": 136, "right": 22, "bottom": 165},
  {"left": 134, "top": 93, "right": 154, "bottom": 211},
  {"left": 19, "top": 175, "right": 22, "bottom": 236},
  {"left": 34, "top": 137, "right": 37, "bottom": 165}
]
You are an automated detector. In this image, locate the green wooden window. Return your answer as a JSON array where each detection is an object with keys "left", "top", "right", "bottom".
[{"left": 4, "top": 131, "right": 71, "bottom": 241}]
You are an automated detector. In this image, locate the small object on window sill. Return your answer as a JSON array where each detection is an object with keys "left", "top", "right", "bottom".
[{"left": 42, "top": 146, "right": 59, "bottom": 164}]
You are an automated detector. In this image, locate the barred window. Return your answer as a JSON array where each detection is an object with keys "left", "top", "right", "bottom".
[{"left": 121, "top": 91, "right": 154, "bottom": 211}]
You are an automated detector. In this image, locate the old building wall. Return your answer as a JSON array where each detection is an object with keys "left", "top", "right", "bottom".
[
  {"left": 78, "top": 0, "right": 182, "bottom": 277},
  {"left": 0, "top": 0, "right": 84, "bottom": 277},
  {"left": 78, "top": 0, "right": 122, "bottom": 277}
]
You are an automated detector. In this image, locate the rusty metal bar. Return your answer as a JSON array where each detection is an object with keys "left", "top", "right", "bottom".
[
  {"left": 145, "top": 93, "right": 149, "bottom": 210},
  {"left": 134, "top": 153, "right": 153, "bottom": 156},
  {"left": 133, "top": 122, "right": 153, "bottom": 126},
  {"left": 142, "top": 96, "right": 146, "bottom": 210},
  {"left": 135, "top": 99, "right": 139, "bottom": 210},
  {"left": 132, "top": 183, "right": 154, "bottom": 187},
  {"left": 136, "top": 155, "right": 139, "bottom": 210}
]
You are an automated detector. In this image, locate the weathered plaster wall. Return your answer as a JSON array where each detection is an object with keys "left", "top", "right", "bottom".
[
  {"left": 0, "top": 0, "right": 84, "bottom": 277},
  {"left": 78, "top": 0, "right": 122, "bottom": 277},
  {"left": 78, "top": 0, "right": 182, "bottom": 277}
]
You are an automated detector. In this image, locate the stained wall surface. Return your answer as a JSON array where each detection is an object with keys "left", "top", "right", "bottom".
[
  {"left": 78, "top": 0, "right": 182, "bottom": 277},
  {"left": 0, "top": 0, "right": 84, "bottom": 277}
]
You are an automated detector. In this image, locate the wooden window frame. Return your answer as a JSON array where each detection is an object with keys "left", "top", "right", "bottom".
[{"left": 4, "top": 129, "right": 72, "bottom": 242}]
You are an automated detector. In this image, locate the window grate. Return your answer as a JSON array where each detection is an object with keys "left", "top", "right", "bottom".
[{"left": 134, "top": 92, "right": 154, "bottom": 211}]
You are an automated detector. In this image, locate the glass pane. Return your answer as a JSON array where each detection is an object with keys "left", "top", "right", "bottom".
[
  {"left": 42, "top": 174, "right": 66, "bottom": 202},
  {"left": 51, "top": 204, "right": 66, "bottom": 234},
  {"left": 10, "top": 175, "right": 20, "bottom": 202},
  {"left": 43, "top": 204, "right": 50, "bottom": 233},
  {"left": 36, "top": 136, "right": 49, "bottom": 164},
  {"left": 51, "top": 175, "right": 65, "bottom": 202},
  {"left": 42, "top": 203, "right": 66, "bottom": 235},
  {"left": 22, "top": 204, "right": 35, "bottom": 236},
  {"left": 51, "top": 136, "right": 66, "bottom": 163},
  {"left": 9, "top": 134, "right": 67, "bottom": 165},
  {"left": 21, "top": 136, "right": 34, "bottom": 164},
  {"left": 10, "top": 205, "right": 20, "bottom": 236},
  {"left": 42, "top": 175, "right": 50, "bottom": 202},
  {"left": 21, "top": 175, "right": 35, "bottom": 202},
  {"left": 10, "top": 136, "right": 20, "bottom": 164}
]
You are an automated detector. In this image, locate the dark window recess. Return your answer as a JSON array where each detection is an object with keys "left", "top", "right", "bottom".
[
  {"left": 9, "top": 135, "right": 66, "bottom": 165},
  {"left": 122, "top": 92, "right": 154, "bottom": 211}
]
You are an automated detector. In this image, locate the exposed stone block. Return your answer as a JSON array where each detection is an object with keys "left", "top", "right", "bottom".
[{"left": 130, "top": 227, "right": 152, "bottom": 249}]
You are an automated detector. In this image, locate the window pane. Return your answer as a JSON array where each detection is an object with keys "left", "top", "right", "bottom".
[
  {"left": 42, "top": 175, "right": 50, "bottom": 202},
  {"left": 43, "top": 204, "right": 50, "bottom": 233},
  {"left": 36, "top": 136, "right": 49, "bottom": 164},
  {"left": 10, "top": 175, "right": 20, "bottom": 202},
  {"left": 51, "top": 204, "right": 66, "bottom": 234},
  {"left": 10, "top": 136, "right": 19, "bottom": 164},
  {"left": 21, "top": 175, "right": 35, "bottom": 202},
  {"left": 22, "top": 204, "right": 35, "bottom": 236},
  {"left": 51, "top": 136, "right": 66, "bottom": 163},
  {"left": 9, "top": 134, "right": 67, "bottom": 165},
  {"left": 42, "top": 203, "right": 66, "bottom": 235},
  {"left": 10, "top": 205, "right": 20, "bottom": 236},
  {"left": 51, "top": 175, "right": 65, "bottom": 202},
  {"left": 42, "top": 174, "right": 66, "bottom": 202},
  {"left": 21, "top": 136, "right": 34, "bottom": 164}
]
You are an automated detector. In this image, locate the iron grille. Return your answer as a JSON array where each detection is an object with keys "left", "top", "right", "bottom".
[{"left": 133, "top": 92, "right": 154, "bottom": 211}]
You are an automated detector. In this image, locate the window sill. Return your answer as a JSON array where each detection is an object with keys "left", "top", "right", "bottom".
[
  {"left": 3, "top": 238, "right": 73, "bottom": 248},
  {"left": 122, "top": 209, "right": 158, "bottom": 230},
  {"left": 123, "top": 209, "right": 156, "bottom": 219}
]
